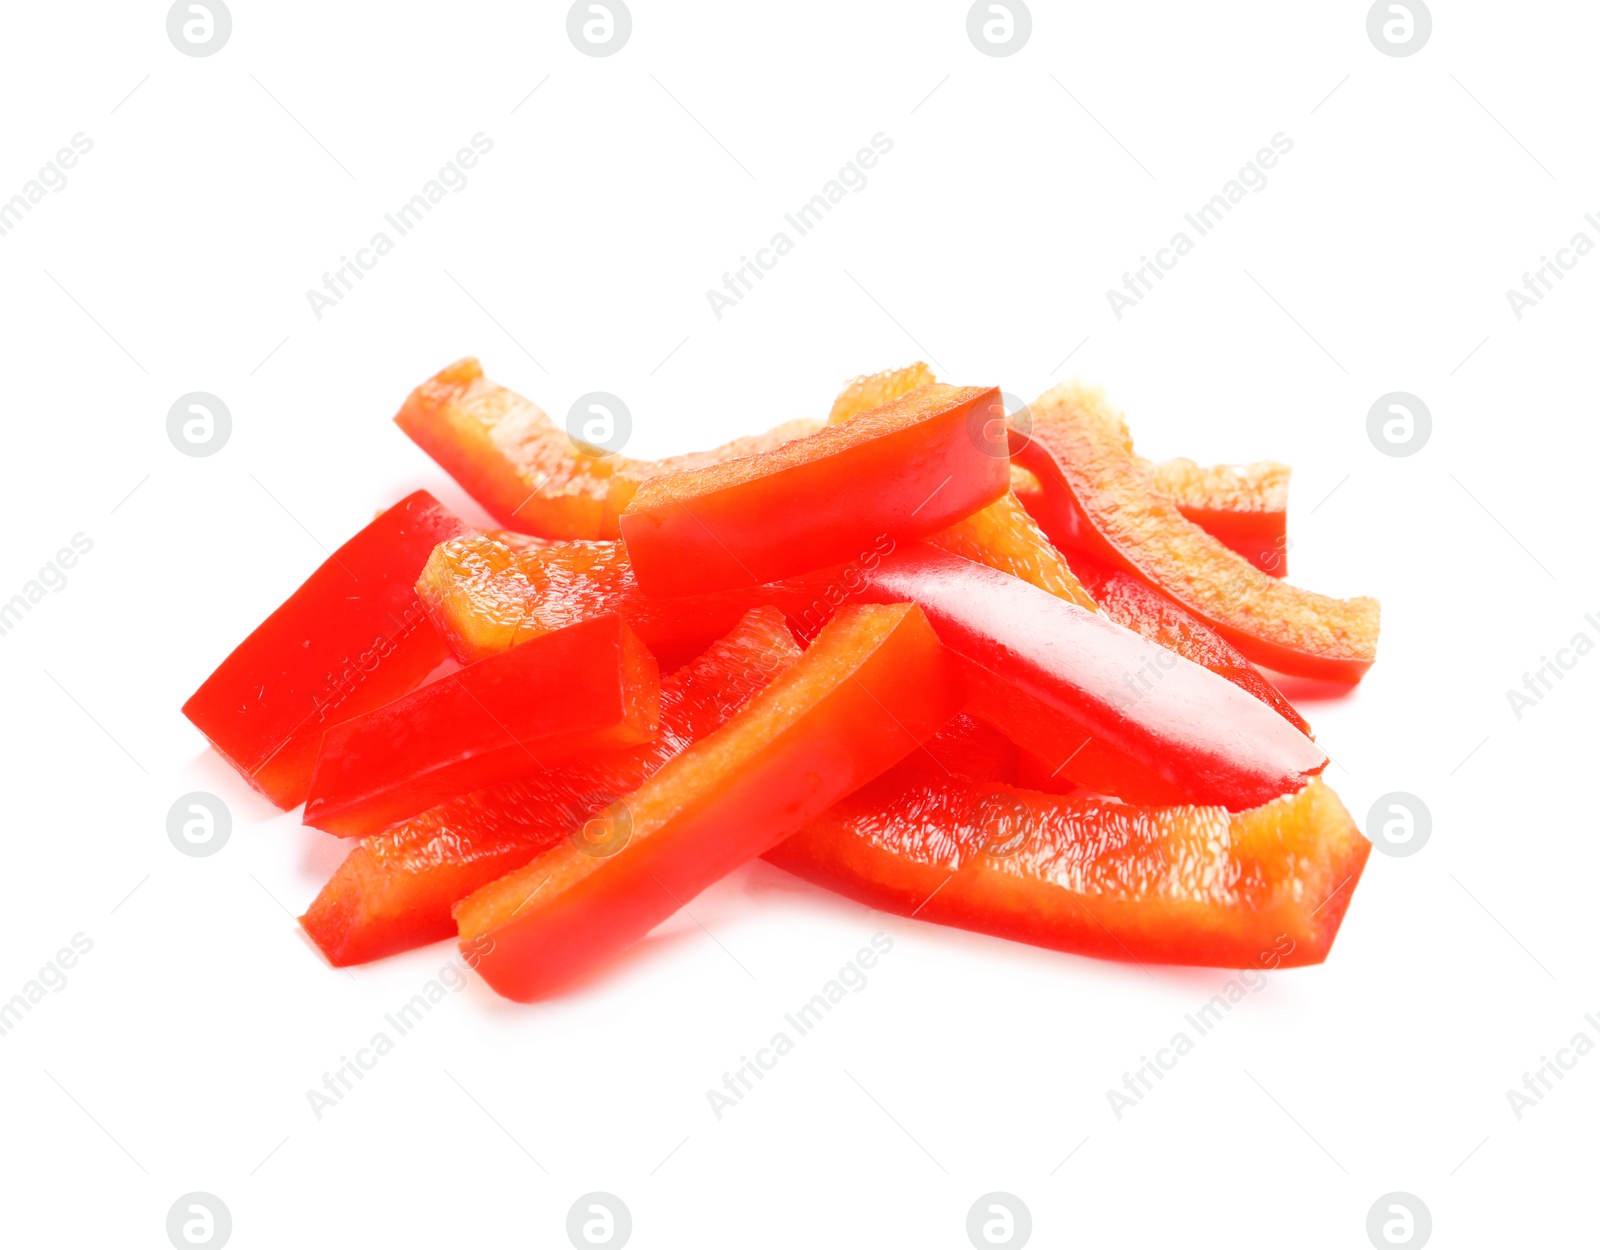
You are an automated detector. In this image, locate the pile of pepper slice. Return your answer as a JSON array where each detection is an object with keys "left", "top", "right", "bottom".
[{"left": 183, "top": 359, "right": 1378, "bottom": 1001}]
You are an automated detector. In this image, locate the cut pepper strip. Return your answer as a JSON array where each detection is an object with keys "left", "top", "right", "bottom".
[
  {"left": 765, "top": 763, "right": 1369, "bottom": 968},
  {"left": 1068, "top": 554, "right": 1307, "bottom": 734},
  {"left": 455, "top": 603, "right": 961, "bottom": 1001},
  {"left": 1017, "top": 459, "right": 1291, "bottom": 576},
  {"left": 602, "top": 418, "right": 824, "bottom": 520},
  {"left": 1015, "top": 383, "right": 1378, "bottom": 681},
  {"left": 181, "top": 490, "right": 468, "bottom": 808},
  {"left": 396, "top": 357, "right": 827, "bottom": 539},
  {"left": 300, "top": 608, "right": 802, "bottom": 965},
  {"left": 827, "top": 362, "right": 937, "bottom": 424},
  {"left": 853, "top": 544, "right": 1326, "bottom": 810},
  {"left": 1146, "top": 458, "right": 1291, "bottom": 576},
  {"left": 394, "top": 358, "right": 617, "bottom": 538},
  {"left": 415, "top": 534, "right": 832, "bottom": 669},
  {"left": 928, "top": 492, "right": 1098, "bottom": 611},
  {"left": 839, "top": 362, "right": 1293, "bottom": 574},
  {"left": 303, "top": 616, "right": 661, "bottom": 837},
  {"left": 619, "top": 384, "right": 1010, "bottom": 596}
]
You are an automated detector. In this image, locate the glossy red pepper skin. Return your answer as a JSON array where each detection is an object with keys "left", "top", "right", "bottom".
[
  {"left": 301, "top": 609, "right": 802, "bottom": 965},
  {"left": 455, "top": 603, "right": 961, "bottom": 1001},
  {"left": 181, "top": 491, "right": 468, "bottom": 808},
  {"left": 619, "top": 384, "right": 1010, "bottom": 596},
  {"left": 1068, "top": 554, "right": 1308, "bottom": 734},
  {"left": 853, "top": 545, "right": 1326, "bottom": 810},
  {"left": 767, "top": 764, "right": 1369, "bottom": 968},
  {"left": 303, "top": 616, "right": 660, "bottom": 837},
  {"left": 1014, "top": 384, "right": 1378, "bottom": 681}
]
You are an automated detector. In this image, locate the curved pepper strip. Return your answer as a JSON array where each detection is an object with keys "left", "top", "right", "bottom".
[
  {"left": 853, "top": 545, "right": 1326, "bottom": 810},
  {"left": 619, "top": 384, "right": 1010, "bottom": 596},
  {"left": 834, "top": 362, "right": 1293, "bottom": 574},
  {"left": 300, "top": 608, "right": 802, "bottom": 966},
  {"left": 1014, "top": 459, "right": 1290, "bottom": 576},
  {"left": 765, "top": 749, "right": 1370, "bottom": 968},
  {"left": 1068, "top": 554, "right": 1307, "bottom": 734},
  {"left": 1014, "top": 383, "right": 1378, "bottom": 681},
  {"left": 182, "top": 490, "right": 468, "bottom": 808},
  {"left": 303, "top": 616, "right": 661, "bottom": 837},
  {"left": 926, "top": 495, "right": 1303, "bottom": 733},
  {"left": 455, "top": 603, "right": 961, "bottom": 1001},
  {"left": 395, "top": 358, "right": 617, "bottom": 538},
  {"left": 395, "top": 358, "right": 826, "bottom": 539}
]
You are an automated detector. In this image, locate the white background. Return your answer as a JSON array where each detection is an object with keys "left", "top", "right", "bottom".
[{"left": 0, "top": 2, "right": 1594, "bottom": 1246}]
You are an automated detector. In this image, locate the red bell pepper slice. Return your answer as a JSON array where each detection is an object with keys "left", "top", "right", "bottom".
[
  {"left": 455, "top": 602, "right": 960, "bottom": 1001},
  {"left": 928, "top": 491, "right": 1099, "bottom": 611},
  {"left": 1146, "top": 457, "right": 1291, "bottom": 576},
  {"left": 1068, "top": 553, "right": 1307, "bottom": 733},
  {"left": 853, "top": 544, "right": 1326, "bottom": 809},
  {"left": 919, "top": 493, "right": 1304, "bottom": 733},
  {"left": 827, "top": 361, "right": 937, "bottom": 424},
  {"left": 602, "top": 418, "right": 825, "bottom": 519},
  {"left": 300, "top": 608, "right": 802, "bottom": 965},
  {"left": 181, "top": 490, "right": 468, "bottom": 808},
  {"left": 416, "top": 533, "right": 833, "bottom": 669},
  {"left": 303, "top": 615, "right": 660, "bottom": 837},
  {"left": 396, "top": 357, "right": 828, "bottom": 539},
  {"left": 619, "top": 384, "right": 1011, "bottom": 596},
  {"left": 394, "top": 358, "right": 618, "bottom": 538},
  {"left": 831, "top": 361, "right": 1293, "bottom": 575},
  {"left": 1014, "top": 458, "right": 1291, "bottom": 576},
  {"left": 766, "top": 752, "right": 1370, "bottom": 967},
  {"left": 1014, "top": 383, "right": 1378, "bottom": 681}
]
